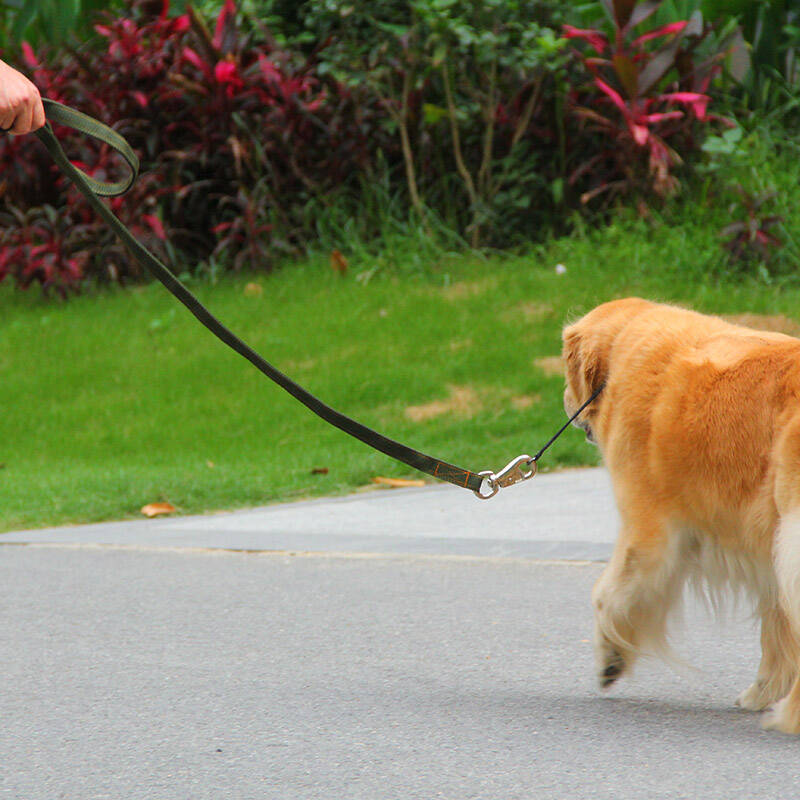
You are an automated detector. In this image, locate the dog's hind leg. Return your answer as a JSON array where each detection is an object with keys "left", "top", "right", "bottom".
[
  {"left": 735, "top": 605, "right": 797, "bottom": 711},
  {"left": 762, "top": 509, "right": 800, "bottom": 732},
  {"left": 592, "top": 517, "right": 687, "bottom": 689}
]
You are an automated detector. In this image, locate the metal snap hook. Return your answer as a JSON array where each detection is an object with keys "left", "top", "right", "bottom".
[
  {"left": 473, "top": 456, "right": 536, "bottom": 499},
  {"left": 493, "top": 455, "right": 536, "bottom": 489}
]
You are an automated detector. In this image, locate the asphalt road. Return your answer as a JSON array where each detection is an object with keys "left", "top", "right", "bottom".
[{"left": 2, "top": 470, "right": 800, "bottom": 799}]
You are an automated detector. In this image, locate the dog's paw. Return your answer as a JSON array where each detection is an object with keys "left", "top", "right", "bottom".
[
  {"left": 761, "top": 698, "right": 800, "bottom": 734},
  {"left": 598, "top": 651, "right": 625, "bottom": 689},
  {"left": 736, "top": 682, "right": 772, "bottom": 712}
]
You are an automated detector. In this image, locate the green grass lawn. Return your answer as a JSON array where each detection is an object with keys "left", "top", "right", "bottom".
[{"left": 2, "top": 212, "right": 800, "bottom": 532}]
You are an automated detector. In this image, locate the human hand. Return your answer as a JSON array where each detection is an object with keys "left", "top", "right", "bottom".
[{"left": 0, "top": 60, "right": 45, "bottom": 135}]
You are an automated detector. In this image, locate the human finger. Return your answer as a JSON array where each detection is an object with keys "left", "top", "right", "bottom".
[
  {"left": 10, "top": 100, "right": 32, "bottom": 135},
  {"left": 0, "top": 109, "right": 14, "bottom": 131},
  {"left": 30, "top": 93, "right": 45, "bottom": 132}
]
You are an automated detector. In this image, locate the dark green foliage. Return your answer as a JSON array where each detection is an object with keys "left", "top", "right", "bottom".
[
  {"left": 0, "top": 0, "right": 121, "bottom": 51},
  {"left": 266, "top": 0, "right": 574, "bottom": 247}
]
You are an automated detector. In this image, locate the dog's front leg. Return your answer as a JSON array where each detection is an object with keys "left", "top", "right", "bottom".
[{"left": 592, "top": 519, "right": 685, "bottom": 689}]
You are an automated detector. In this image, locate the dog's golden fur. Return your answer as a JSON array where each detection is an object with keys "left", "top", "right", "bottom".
[{"left": 562, "top": 298, "right": 800, "bottom": 733}]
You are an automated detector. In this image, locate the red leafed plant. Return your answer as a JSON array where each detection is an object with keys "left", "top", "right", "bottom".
[
  {"left": 0, "top": 0, "right": 375, "bottom": 294},
  {"left": 721, "top": 188, "right": 784, "bottom": 267},
  {"left": 0, "top": 206, "right": 89, "bottom": 292},
  {"left": 563, "top": 0, "right": 735, "bottom": 206}
]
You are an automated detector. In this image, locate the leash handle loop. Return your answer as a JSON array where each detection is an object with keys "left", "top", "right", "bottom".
[{"left": 41, "top": 99, "right": 139, "bottom": 197}]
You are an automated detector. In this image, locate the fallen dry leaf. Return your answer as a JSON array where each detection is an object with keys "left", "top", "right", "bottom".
[
  {"left": 244, "top": 282, "right": 263, "bottom": 297},
  {"left": 372, "top": 476, "right": 426, "bottom": 488},
  {"left": 311, "top": 467, "right": 329, "bottom": 475},
  {"left": 141, "top": 502, "right": 177, "bottom": 518},
  {"left": 330, "top": 249, "right": 348, "bottom": 275}
]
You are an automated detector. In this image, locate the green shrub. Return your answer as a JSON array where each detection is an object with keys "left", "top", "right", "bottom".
[
  {"left": 0, "top": 0, "right": 121, "bottom": 52},
  {"left": 267, "top": 0, "right": 573, "bottom": 248}
]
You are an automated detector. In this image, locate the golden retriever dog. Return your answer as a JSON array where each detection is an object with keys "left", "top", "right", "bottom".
[{"left": 562, "top": 297, "right": 800, "bottom": 733}]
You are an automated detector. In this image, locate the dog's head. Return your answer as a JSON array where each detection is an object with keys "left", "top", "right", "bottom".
[{"left": 561, "top": 298, "right": 652, "bottom": 445}]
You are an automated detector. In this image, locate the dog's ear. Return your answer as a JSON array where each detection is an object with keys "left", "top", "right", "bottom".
[
  {"left": 563, "top": 326, "right": 606, "bottom": 397},
  {"left": 563, "top": 327, "right": 583, "bottom": 389},
  {"left": 582, "top": 345, "right": 606, "bottom": 395}
]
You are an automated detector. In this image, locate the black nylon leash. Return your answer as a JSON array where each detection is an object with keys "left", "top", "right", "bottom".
[
  {"left": 30, "top": 99, "right": 602, "bottom": 499},
  {"left": 531, "top": 383, "right": 605, "bottom": 463}
]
